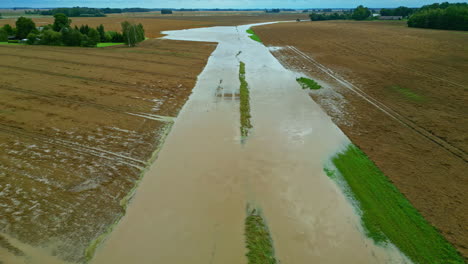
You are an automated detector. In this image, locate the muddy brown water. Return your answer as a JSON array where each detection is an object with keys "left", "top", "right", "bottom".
[{"left": 89, "top": 23, "right": 412, "bottom": 264}]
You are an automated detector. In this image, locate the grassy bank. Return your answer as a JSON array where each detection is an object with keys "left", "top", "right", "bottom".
[
  {"left": 326, "top": 144, "right": 463, "bottom": 264},
  {"left": 96, "top": 42, "right": 124, "bottom": 48},
  {"left": 246, "top": 28, "right": 262, "bottom": 43},
  {"left": 296, "top": 77, "right": 322, "bottom": 90},
  {"left": 239, "top": 61, "right": 252, "bottom": 137},
  {"left": 245, "top": 209, "right": 277, "bottom": 264}
]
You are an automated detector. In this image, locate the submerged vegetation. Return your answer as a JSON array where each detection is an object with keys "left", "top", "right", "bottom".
[
  {"left": 239, "top": 61, "right": 252, "bottom": 137},
  {"left": 246, "top": 28, "right": 262, "bottom": 43},
  {"left": 326, "top": 144, "right": 463, "bottom": 264},
  {"left": 296, "top": 77, "right": 322, "bottom": 90},
  {"left": 245, "top": 208, "right": 277, "bottom": 264}
]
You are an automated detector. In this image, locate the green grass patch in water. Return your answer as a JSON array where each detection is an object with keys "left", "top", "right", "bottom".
[
  {"left": 245, "top": 208, "right": 277, "bottom": 264},
  {"left": 239, "top": 61, "right": 252, "bottom": 137},
  {"left": 296, "top": 77, "right": 322, "bottom": 90},
  {"left": 327, "top": 144, "right": 463, "bottom": 264},
  {"left": 97, "top": 42, "right": 124, "bottom": 48},
  {"left": 390, "top": 85, "right": 425, "bottom": 102},
  {"left": 246, "top": 28, "right": 262, "bottom": 43}
]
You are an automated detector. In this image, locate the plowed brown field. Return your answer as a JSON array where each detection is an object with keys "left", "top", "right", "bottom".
[
  {"left": 255, "top": 20, "right": 468, "bottom": 259},
  {"left": 0, "top": 39, "right": 215, "bottom": 262}
]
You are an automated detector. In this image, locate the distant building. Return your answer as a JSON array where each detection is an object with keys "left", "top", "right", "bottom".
[{"left": 379, "top": 16, "right": 403, "bottom": 20}]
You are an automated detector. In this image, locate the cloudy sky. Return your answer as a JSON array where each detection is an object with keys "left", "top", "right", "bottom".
[{"left": 1, "top": 0, "right": 457, "bottom": 8}]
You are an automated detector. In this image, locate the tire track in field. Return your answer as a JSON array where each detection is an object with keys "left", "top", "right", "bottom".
[
  {"left": 0, "top": 124, "right": 146, "bottom": 170},
  {"left": 331, "top": 42, "right": 466, "bottom": 89},
  {"left": 287, "top": 45, "right": 467, "bottom": 163},
  {"left": 0, "top": 85, "right": 175, "bottom": 122},
  {"left": 0, "top": 53, "right": 193, "bottom": 79}
]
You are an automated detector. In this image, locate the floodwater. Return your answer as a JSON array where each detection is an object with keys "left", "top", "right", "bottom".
[{"left": 92, "top": 23, "right": 410, "bottom": 264}]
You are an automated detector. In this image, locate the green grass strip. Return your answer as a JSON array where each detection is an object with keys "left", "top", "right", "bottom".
[
  {"left": 327, "top": 144, "right": 463, "bottom": 264},
  {"left": 239, "top": 61, "right": 252, "bottom": 137},
  {"left": 246, "top": 28, "right": 262, "bottom": 43},
  {"left": 0, "top": 42, "right": 23, "bottom": 45},
  {"left": 296, "top": 77, "right": 322, "bottom": 90},
  {"left": 97, "top": 42, "right": 124, "bottom": 48},
  {"left": 245, "top": 209, "right": 277, "bottom": 264}
]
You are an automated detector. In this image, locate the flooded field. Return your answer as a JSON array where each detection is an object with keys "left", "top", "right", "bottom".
[
  {"left": 0, "top": 39, "right": 214, "bottom": 263},
  {"left": 254, "top": 21, "right": 468, "bottom": 258},
  {"left": 91, "top": 24, "right": 410, "bottom": 264}
]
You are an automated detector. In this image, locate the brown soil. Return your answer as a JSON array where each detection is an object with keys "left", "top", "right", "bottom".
[
  {"left": 255, "top": 20, "right": 468, "bottom": 258},
  {"left": 0, "top": 38, "right": 215, "bottom": 262}
]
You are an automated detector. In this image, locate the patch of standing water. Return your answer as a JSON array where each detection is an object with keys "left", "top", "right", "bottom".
[{"left": 91, "top": 23, "right": 411, "bottom": 264}]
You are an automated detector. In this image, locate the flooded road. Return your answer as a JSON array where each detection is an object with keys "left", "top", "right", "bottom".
[{"left": 92, "top": 23, "right": 410, "bottom": 264}]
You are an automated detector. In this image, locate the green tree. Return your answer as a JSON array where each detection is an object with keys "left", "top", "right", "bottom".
[
  {"left": 39, "top": 29, "right": 62, "bottom": 45},
  {"left": 3, "top": 24, "right": 14, "bottom": 35},
  {"left": 86, "top": 28, "right": 100, "bottom": 46},
  {"left": 53, "top": 13, "right": 71, "bottom": 32},
  {"left": 26, "top": 32, "right": 38, "bottom": 44},
  {"left": 62, "top": 28, "right": 83, "bottom": 46},
  {"left": 3, "top": 24, "right": 15, "bottom": 36},
  {"left": 79, "top": 24, "right": 90, "bottom": 35},
  {"left": 16, "top": 16, "right": 36, "bottom": 39},
  {"left": 0, "top": 28, "right": 7, "bottom": 42},
  {"left": 96, "top": 24, "right": 106, "bottom": 42},
  {"left": 121, "top": 21, "right": 145, "bottom": 47},
  {"left": 352, "top": 5, "right": 371, "bottom": 20}
]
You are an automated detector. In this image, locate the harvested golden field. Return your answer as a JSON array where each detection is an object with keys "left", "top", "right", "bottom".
[
  {"left": 255, "top": 20, "right": 468, "bottom": 259},
  {"left": 0, "top": 39, "right": 215, "bottom": 263}
]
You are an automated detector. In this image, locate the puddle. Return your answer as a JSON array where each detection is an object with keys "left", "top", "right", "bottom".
[{"left": 91, "top": 23, "right": 411, "bottom": 264}]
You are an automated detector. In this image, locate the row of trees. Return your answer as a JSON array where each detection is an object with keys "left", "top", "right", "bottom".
[
  {"left": 408, "top": 2, "right": 468, "bottom": 30},
  {"left": 37, "top": 7, "right": 154, "bottom": 16},
  {"left": 310, "top": 5, "right": 372, "bottom": 21},
  {"left": 0, "top": 14, "right": 145, "bottom": 47},
  {"left": 380, "top": 6, "right": 415, "bottom": 17},
  {"left": 39, "top": 7, "right": 106, "bottom": 17}
]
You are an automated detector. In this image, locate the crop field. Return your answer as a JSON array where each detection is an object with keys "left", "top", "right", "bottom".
[
  {"left": 0, "top": 38, "right": 215, "bottom": 262},
  {"left": 254, "top": 20, "right": 468, "bottom": 259}
]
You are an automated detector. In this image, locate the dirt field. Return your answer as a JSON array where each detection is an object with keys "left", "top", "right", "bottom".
[
  {"left": 254, "top": 20, "right": 468, "bottom": 258},
  {"left": 0, "top": 38, "right": 215, "bottom": 262},
  {"left": 0, "top": 12, "right": 309, "bottom": 38}
]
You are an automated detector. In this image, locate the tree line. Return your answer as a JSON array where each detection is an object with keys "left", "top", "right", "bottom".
[
  {"left": 380, "top": 6, "right": 415, "bottom": 17},
  {"left": 0, "top": 14, "right": 145, "bottom": 47},
  {"left": 35, "top": 7, "right": 154, "bottom": 17},
  {"left": 408, "top": 2, "right": 468, "bottom": 30},
  {"left": 310, "top": 5, "right": 372, "bottom": 21},
  {"left": 308, "top": 2, "right": 467, "bottom": 31}
]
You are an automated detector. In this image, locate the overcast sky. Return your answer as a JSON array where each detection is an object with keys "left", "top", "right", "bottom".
[{"left": 1, "top": 0, "right": 459, "bottom": 8}]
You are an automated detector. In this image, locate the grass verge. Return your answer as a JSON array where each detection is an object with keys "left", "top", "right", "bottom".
[
  {"left": 326, "top": 144, "right": 463, "bottom": 264},
  {"left": 0, "top": 42, "right": 23, "bottom": 45},
  {"left": 97, "top": 42, "right": 124, "bottom": 48},
  {"left": 245, "top": 208, "right": 277, "bottom": 264},
  {"left": 239, "top": 61, "right": 252, "bottom": 138},
  {"left": 389, "top": 85, "right": 425, "bottom": 102},
  {"left": 246, "top": 28, "right": 262, "bottom": 43},
  {"left": 296, "top": 77, "right": 322, "bottom": 90}
]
